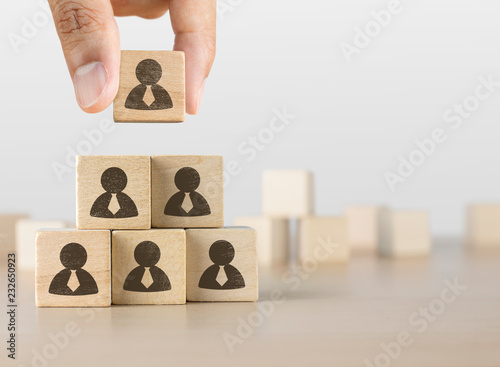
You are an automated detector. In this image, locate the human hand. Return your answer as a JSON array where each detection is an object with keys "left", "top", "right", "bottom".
[{"left": 48, "top": 0, "right": 216, "bottom": 115}]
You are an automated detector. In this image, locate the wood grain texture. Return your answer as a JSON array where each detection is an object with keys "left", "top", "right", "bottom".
[
  {"left": 466, "top": 204, "right": 500, "bottom": 247},
  {"left": 0, "top": 213, "right": 29, "bottom": 258},
  {"left": 112, "top": 229, "right": 186, "bottom": 305},
  {"left": 233, "top": 216, "right": 289, "bottom": 266},
  {"left": 35, "top": 229, "right": 111, "bottom": 307},
  {"left": 76, "top": 155, "right": 151, "bottom": 230},
  {"left": 151, "top": 155, "right": 223, "bottom": 228},
  {"left": 299, "top": 216, "right": 349, "bottom": 264},
  {"left": 262, "top": 170, "right": 314, "bottom": 218},
  {"left": 344, "top": 206, "right": 380, "bottom": 253},
  {"left": 114, "top": 51, "right": 185, "bottom": 122},
  {"left": 378, "top": 208, "right": 432, "bottom": 257},
  {"left": 186, "top": 227, "right": 258, "bottom": 302}
]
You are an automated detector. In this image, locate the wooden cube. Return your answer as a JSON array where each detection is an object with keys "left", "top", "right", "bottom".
[
  {"left": 114, "top": 50, "right": 185, "bottom": 122},
  {"left": 77, "top": 155, "right": 151, "bottom": 230},
  {"left": 112, "top": 229, "right": 186, "bottom": 305},
  {"left": 233, "top": 216, "right": 289, "bottom": 266},
  {"left": 0, "top": 213, "right": 29, "bottom": 258},
  {"left": 262, "top": 170, "right": 314, "bottom": 218},
  {"left": 344, "top": 206, "right": 380, "bottom": 253},
  {"left": 298, "top": 217, "right": 349, "bottom": 264},
  {"left": 378, "top": 208, "right": 431, "bottom": 257},
  {"left": 16, "top": 219, "right": 68, "bottom": 270},
  {"left": 186, "top": 227, "right": 258, "bottom": 302},
  {"left": 466, "top": 204, "right": 500, "bottom": 247},
  {"left": 35, "top": 229, "right": 111, "bottom": 307},
  {"left": 152, "top": 155, "right": 223, "bottom": 228}
]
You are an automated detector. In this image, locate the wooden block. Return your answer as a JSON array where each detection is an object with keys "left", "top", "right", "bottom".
[
  {"left": 0, "top": 213, "right": 29, "bottom": 257},
  {"left": 114, "top": 50, "right": 185, "bottom": 122},
  {"left": 77, "top": 155, "right": 151, "bottom": 230},
  {"left": 344, "top": 206, "right": 380, "bottom": 253},
  {"left": 186, "top": 227, "right": 258, "bottom": 302},
  {"left": 466, "top": 204, "right": 500, "bottom": 247},
  {"left": 262, "top": 170, "right": 314, "bottom": 218},
  {"left": 16, "top": 219, "right": 68, "bottom": 270},
  {"left": 152, "top": 155, "right": 223, "bottom": 228},
  {"left": 36, "top": 229, "right": 111, "bottom": 307},
  {"left": 112, "top": 229, "right": 186, "bottom": 305},
  {"left": 233, "top": 216, "right": 289, "bottom": 266},
  {"left": 378, "top": 208, "right": 431, "bottom": 257},
  {"left": 298, "top": 216, "right": 349, "bottom": 264}
]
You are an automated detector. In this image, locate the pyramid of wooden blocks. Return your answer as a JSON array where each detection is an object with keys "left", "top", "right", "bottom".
[
  {"left": 378, "top": 208, "right": 432, "bottom": 257},
  {"left": 344, "top": 206, "right": 380, "bottom": 253},
  {"left": 466, "top": 204, "right": 500, "bottom": 247}
]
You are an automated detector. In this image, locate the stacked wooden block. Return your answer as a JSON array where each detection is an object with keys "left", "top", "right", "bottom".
[{"left": 35, "top": 155, "right": 258, "bottom": 307}]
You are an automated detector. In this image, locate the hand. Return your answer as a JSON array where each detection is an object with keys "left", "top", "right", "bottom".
[{"left": 48, "top": 0, "right": 216, "bottom": 115}]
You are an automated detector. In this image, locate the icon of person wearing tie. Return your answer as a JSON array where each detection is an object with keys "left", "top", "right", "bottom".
[
  {"left": 123, "top": 241, "right": 171, "bottom": 292},
  {"left": 164, "top": 167, "right": 211, "bottom": 217},
  {"left": 90, "top": 167, "right": 138, "bottom": 218},
  {"left": 125, "top": 59, "right": 173, "bottom": 110},
  {"left": 199, "top": 240, "right": 245, "bottom": 290},
  {"left": 49, "top": 243, "right": 99, "bottom": 296}
]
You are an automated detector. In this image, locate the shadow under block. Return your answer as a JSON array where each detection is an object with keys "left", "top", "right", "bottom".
[
  {"left": 233, "top": 216, "right": 289, "bottom": 266},
  {"left": 0, "top": 213, "right": 29, "bottom": 257},
  {"left": 262, "top": 170, "right": 314, "bottom": 218},
  {"left": 186, "top": 227, "right": 258, "bottom": 302},
  {"left": 16, "top": 219, "right": 68, "bottom": 270},
  {"left": 298, "top": 217, "right": 349, "bottom": 264},
  {"left": 114, "top": 50, "right": 185, "bottom": 122},
  {"left": 378, "top": 209, "right": 431, "bottom": 257},
  {"left": 344, "top": 206, "right": 380, "bottom": 253},
  {"left": 112, "top": 229, "right": 186, "bottom": 305},
  {"left": 77, "top": 155, "right": 151, "bottom": 230},
  {"left": 466, "top": 204, "right": 500, "bottom": 247},
  {"left": 152, "top": 155, "right": 223, "bottom": 228},
  {"left": 35, "top": 230, "right": 111, "bottom": 307}
]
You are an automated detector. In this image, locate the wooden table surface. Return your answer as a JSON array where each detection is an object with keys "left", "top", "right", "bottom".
[{"left": 2, "top": 239, "right": 500, "bottom": 367}]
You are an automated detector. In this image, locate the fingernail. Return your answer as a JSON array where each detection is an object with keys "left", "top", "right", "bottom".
[
  {"left": 73, "top": 62, "right": 108, "bottom": 108},
  {"left": 196, "top": 79, "right": 207, "bottom": 114}
]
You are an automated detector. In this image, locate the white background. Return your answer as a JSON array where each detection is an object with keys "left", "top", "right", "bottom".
[{"left": 1, "top": 0, "right": 500, "bottom": 236}]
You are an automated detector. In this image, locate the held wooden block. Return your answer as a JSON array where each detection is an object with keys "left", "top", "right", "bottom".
[
  {"left": 466, "top": 204, "right": 500, "bottom": 247},
  {"left": 0, "top": 213, "right": 29, "bottom": 257},
  {"left": 233, "top": 216, "right": 289, "bottom": 266},
  {"left": 186, "top": 227, "right": 258, "bottom": 302},
  {"left": 262, "top": 170, "right": 314, "bottom": 218},
  {"left": 35, "top": 229, "right": 111, "bottom": 307},
  {"left": 112, "top": 229, "right": 186, "bottom": 305},
  {"left": 378, "top": 208, "right": 432, "bottom": 257},
  {"left": 344, "top": 206, "right": 380, "bottom": 253},
  {"left": 77, "top": 155, "right": 151, "bottom": 230},
  {"left": 152, "top": 155, "right": 223, "bottom": 228},
  {"left": 298, "top": 217, "right": 349, "bottom": 264},
  {"left": 16, "top": 219, "right": 68, "bottom": 270},
  {"left": 114, "top": 51, "right": 185, "bottom": 122}
]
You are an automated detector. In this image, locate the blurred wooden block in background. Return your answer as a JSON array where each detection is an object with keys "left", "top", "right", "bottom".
[
  {"left": 186, "top": 227, "right": 258, "bottom": 302},
  {"left": 466, "top": 204, "right": 500, "bottom": 247},
  {"left": 112, "top": 229, "right": 186, "bottom": 305},
  {"left": 0, "top": 213, "right": 29, "bottom": 257},
  {"left": 233, "top": 216, "right": 289, "bottom": 267},
  {"left": 299, "top": 216, "right": 349, "bottom": 264},
  {"left": 262, "top": 170, "right": 314, "bottom": 218},
  {"left": 36, "top": 229, "right": 111, "bottom": 307},
  {"left": 344, "top": 206, "right": 380, "bottom": 254},
  {"left": 378, "top": 208, "right": 431, "bottom": 257}
]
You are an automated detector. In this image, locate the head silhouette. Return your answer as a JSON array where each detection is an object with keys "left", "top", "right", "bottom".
[
  {"left": 134, "top": 241, "right": 161, "bottom": 267},
  {"left": 101, "top": 167, "right": 128, "bottom": 193},
  {"left": 209, "top": 240, "right": 235, "bottom": 266},
  {"left": 174, "top": 167, "right": 200, "bottom": 193},
  {"left": 135, "top": 59, "right": 162, "bottom": 85},
  {"left": 60, "top": 243, "right": 87, "bottom": 270}
]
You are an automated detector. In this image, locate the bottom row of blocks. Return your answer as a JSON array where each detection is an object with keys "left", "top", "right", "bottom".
[{"left": 35, "top": 227, "right": 258, "bottom": 307}]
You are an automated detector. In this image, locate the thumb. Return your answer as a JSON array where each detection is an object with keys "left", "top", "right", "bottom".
[{"left": 49, "top": 0, "right": 120, "bottom": 113}]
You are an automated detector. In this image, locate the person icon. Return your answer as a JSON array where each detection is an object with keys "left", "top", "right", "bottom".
[
  {"left": 125, "top": 59, "right": 173, "bottom": 110},
  {"left": 49, "top": 243, "right": 99, "bottom": 296},
  {"left": 164, "top": 167, "right": 211, "bottom": 217},
  {"left": 123, "top": 241, "right": 171, "bottom": 292},
  {"left": 199, "top": 240, "right": 245, "bottom": 290},
  {"left": 90, "top": 167, "right": 138, "bottom": 219}
]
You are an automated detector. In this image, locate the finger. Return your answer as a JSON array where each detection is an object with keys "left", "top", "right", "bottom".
[
  {"left": 49, "top": 0, "right": 120, "bottom": 113},
  {"left": 110, "top": 0, "right": 170, "bottom": 19},
  {"left": 169, "top": 0, "right": 216, "bottom": 115}
]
